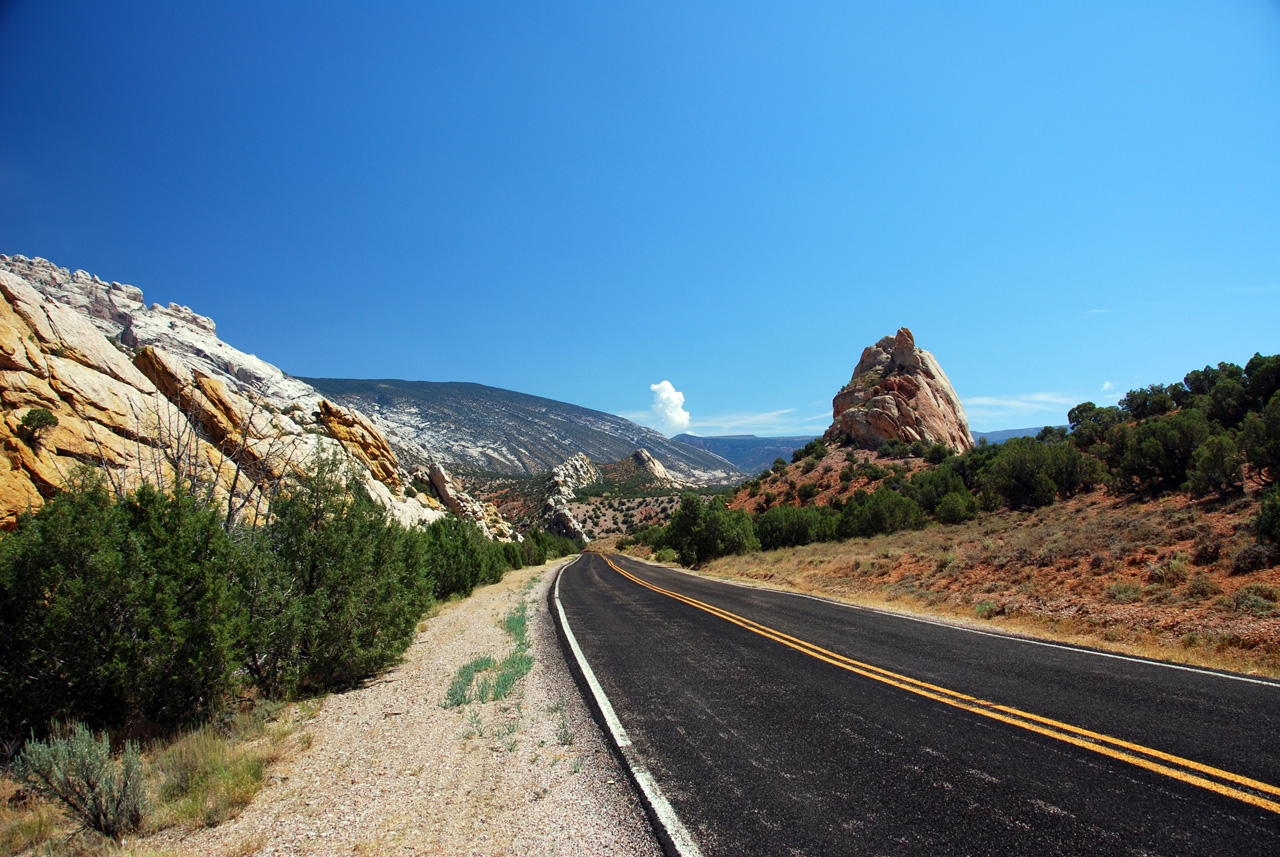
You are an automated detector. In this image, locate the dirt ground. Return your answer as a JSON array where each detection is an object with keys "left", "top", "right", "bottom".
[{"left": 135, "top": 559, "right": 661, "bottom": 857}]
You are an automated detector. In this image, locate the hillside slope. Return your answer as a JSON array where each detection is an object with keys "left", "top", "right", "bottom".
[{"left": 301, "top": 378, "right": 745, "bottom": 483}]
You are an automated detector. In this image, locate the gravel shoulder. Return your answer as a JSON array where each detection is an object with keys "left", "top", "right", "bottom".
[{"left": 145, "top": 559, "right": 661, "bottom": 857}]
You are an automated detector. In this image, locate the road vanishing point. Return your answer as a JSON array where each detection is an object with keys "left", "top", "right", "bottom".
[{"left": 553, "top": 553, "right": 1280, "bottom": 856}]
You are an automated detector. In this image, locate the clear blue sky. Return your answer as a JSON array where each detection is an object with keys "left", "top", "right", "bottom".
[{"left": 2, "top": 1, "right": 1278, "bottom": 436}]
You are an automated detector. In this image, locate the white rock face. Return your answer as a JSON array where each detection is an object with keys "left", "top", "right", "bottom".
[
  {"left": 539, "top": 453, "right": 601, "bottom": 542},
  {"left": 0, "top": 254, "right": 506, "bottom": 532}
]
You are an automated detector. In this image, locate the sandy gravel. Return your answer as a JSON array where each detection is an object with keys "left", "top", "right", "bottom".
[{"left": 148, "top": 559, "right": 662, "bottom": 856}]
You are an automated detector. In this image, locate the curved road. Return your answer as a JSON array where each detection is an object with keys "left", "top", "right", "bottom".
[{"left": 553, "top": 552, "right": 1280, "bottom": 856}]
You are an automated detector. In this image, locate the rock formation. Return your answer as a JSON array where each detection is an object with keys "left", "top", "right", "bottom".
[
  {"left": 825, "top": 327, "right": 974, "bottom": 453},
  {"left": 425, "top": 463, "right": 519, "bottom": 542},
  {"left": 631, "top": 448, "right": 682, "bottom": 485},
  {"left": 539, "top": 453, "right": 600, "bottom": 542},
  {"left": 0, "top": 254, "right": 515, "bottom": 536}
]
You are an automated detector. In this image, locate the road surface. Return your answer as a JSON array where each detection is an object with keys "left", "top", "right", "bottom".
[{"left": 553, "top": 552, "right": 1280, "bottom": 856}]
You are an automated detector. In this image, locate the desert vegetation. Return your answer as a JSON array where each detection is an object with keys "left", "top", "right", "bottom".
[
  {"left": 0, "top": 452, "right": 580, "bottom": 852},
  {"left": 622, "top": 354, "right": 1280, "bottom": 675}
]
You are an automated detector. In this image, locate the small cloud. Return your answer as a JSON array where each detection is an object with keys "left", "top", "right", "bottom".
[
  {"left": 1085, "top": 309, "right": 1110, "bottom": 314},
  {"left": 688, "top": 409, "right": 798, "bottom": 435},
  {"left": 964, "top": 392, "right": 1079, "bottom": 427},
  {"left": 1101, "top": 381, "right": 1115, "bottom": 392},
  {"left": 649, "top": 381, "right": 690, "bottom": 435}
]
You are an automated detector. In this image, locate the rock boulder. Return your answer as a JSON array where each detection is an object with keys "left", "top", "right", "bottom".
[{"left": 826, "top": 327, "right": 974, "bottom": 453}]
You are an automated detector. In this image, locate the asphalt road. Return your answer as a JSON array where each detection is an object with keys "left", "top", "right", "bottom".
[{"left": 553, "top": 552, "right": 1280, "bottom": 856}]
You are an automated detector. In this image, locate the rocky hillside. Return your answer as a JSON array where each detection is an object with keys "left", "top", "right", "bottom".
[
  {"left": 673, "top": 434, "right": 820, "bottom": 472},
  {"left": 826, "top": 327, "right": 974, "bottom": 452},
  {"left": 0, "top": 254, "right": 515, "bottom": 539},
  {"left": 300, "top": 377, "right": 746, "bottom": 483}
]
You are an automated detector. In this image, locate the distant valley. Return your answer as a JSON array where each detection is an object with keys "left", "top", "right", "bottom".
[{"left": 673, "top": 434, "right": 820, "bottom": 473}]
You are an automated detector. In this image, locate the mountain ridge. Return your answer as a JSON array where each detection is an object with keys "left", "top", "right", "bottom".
[{"left": 300, "top": 377, "right": 746, "bottom": 483}]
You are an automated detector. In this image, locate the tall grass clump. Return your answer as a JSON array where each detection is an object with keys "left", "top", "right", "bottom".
[{"left": 151, "top": 727, "right": 269, "bottom": 828}]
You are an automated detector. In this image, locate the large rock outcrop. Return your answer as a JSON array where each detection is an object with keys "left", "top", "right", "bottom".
[
  {"left": 539, "top": 453, "right": 600, "bottom": 542},
  {"left": 825, "top": 327, "right": 974, "bottom": 453},
  {"left": 0, "top": 254, "right": 521, "bottom": 535}
]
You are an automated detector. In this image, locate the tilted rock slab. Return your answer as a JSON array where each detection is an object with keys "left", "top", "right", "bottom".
[
  {"left": 530, "top": 453, "right": 601, "bottom": 543},
  {"left": 426, "top": 463, "right": 520, "bottom": 541},
  {"left": 0, "top": 255, "right": 459, "bottom": 531},
  {"left": 826, "top": 327, "right": 975, "bottom": 453}
]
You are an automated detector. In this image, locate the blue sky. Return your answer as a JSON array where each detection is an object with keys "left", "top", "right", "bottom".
[{"left": 2, "top": 1, "right": 1278, "bottom": 436}]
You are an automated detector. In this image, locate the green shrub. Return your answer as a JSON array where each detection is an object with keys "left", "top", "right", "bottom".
[
  {"left": 756, "top": 504, "right": 818, "bottom": 550},
  {"left": 15, "top": 723, "right": 149, "bottom": 839},
  {"left": 925, "top": 443, "right": 953, "bottom": 464},
  {"left": 653, "top": 547, "right": 679, "bottom": 563},
  {"left": 1233, "top": 583, "right": 1278, "bottom": 615},
  {"left": 16, "top": 407, "right": 58, "bottom": 446},
  {"left": 1148, "top": 555, "right": 1188, "bottom": 587},
  {"left": 839, "top": 486, "right": 925, "bottom": 538},
  {"left": 935, "top": 491, "right": 978, "bottom": 525},
  {"left": 1230, "top": 543, "right": 1279, "bottom": 576},
  {"left": 1184, "top": 572, "right": 1223, "bottom": 601},
  {"left": 974, "top": 601, "right": 999, "bottom": 620},
  {"left": 1256, "top": 489, "right": 1280, "bottom": 545},
  {"left": 0, "top": 473, "right": 241, "bottom": 735},
  {"left": 1106, "top": 582, "right": 1143, "bottom": 604},
  {"left": 797, "top": 483, "right": 819, "bottom": 502},
  {"left": 791, "top": 440, "right": 828, "bottom": 463},
  {"left": 879, "top": 439, "right": 910, "bottom": 459}
]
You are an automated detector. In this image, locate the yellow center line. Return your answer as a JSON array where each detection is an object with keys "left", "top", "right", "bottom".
[{"left": 600, "top": 554, "right": 1280, "bottom": 815}]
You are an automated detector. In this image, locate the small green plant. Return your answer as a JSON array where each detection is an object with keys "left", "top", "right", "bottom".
[
  {"left": 1233, "top": 583, "right": 1279, "bottom": 615},
  {"left": 444, "top": 656, "right": 496, "bottom": 708},
  {"left": 1105, "top": 581, "right": 1143, "bottom": 604},
  {"left": 1184, "top": 572, "right": 1223, "bottom": 601},
  {"left": 15, "top": 723, "right": 149, "bottom": 840},
  {"left": 1254, "top": 488, "right": 1280, "bottom": 545},
  {"left": 549, "top": 697, "right": 573, "bottom": 746},
  {"left": 974, "top": 601, "right": 999, "bottom": 620}
]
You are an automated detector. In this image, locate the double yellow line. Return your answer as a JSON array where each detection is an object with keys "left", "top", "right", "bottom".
[{"left": 601, "top": 554, "right": 1280, "bottom": 816}]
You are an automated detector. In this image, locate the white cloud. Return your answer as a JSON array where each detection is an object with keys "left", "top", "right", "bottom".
[
  {"left": 1085, "top": 309, "right": 1110, "bottom": 314},
  {"left": 1102, "top": 381, "right": 1115, "bottom": 392},
  {"left": 649, "top": 380, "right": 691, "bottom": 435},
  {"left": 963, "top": 392, "right": 1079, "bottom": 428}
]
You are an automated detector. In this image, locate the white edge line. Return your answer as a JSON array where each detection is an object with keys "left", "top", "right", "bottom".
[
  {"left": 555, "top": 557, "right": 705, "bottom": 857},
  {"left": 632, "top": 558, "right": 1280, "bottom": 690}
]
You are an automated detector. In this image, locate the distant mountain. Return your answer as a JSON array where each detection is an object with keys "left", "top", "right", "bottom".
[
  {"left": 673, "top": 434, "right": 820, "bottom": 473},
  {"left": 970, "top": 426, "right": 1066, "bottom": 445},
  {"left": 300, "top": 378, "right": 746, "bottom": 483}
]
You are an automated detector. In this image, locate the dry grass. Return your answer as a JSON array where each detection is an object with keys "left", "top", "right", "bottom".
[
  {"left": 675, "top": 487, "right": 1280, "bottom": 678},
  {"left": 0, "top": 700, "right": 321, "bottom": 857}
]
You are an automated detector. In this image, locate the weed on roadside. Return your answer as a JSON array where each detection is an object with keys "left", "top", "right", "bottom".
[{"left": 444, "top": 600, "right": 536, "bottom": 709}]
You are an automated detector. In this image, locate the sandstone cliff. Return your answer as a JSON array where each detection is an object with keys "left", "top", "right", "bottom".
[
  {"left": 825, "top": 327, "right": 974, "bottom": 453},
  {"left": 0, "top": 254, "right": 515, "bottom": 537}
]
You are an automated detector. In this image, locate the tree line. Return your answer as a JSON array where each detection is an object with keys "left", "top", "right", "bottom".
[
  {"left": 0, "top": 453, "right": 581, "bottom": 743},
  {"left": 629, "top": 352, "right": 1280, "bottom": 567}
]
